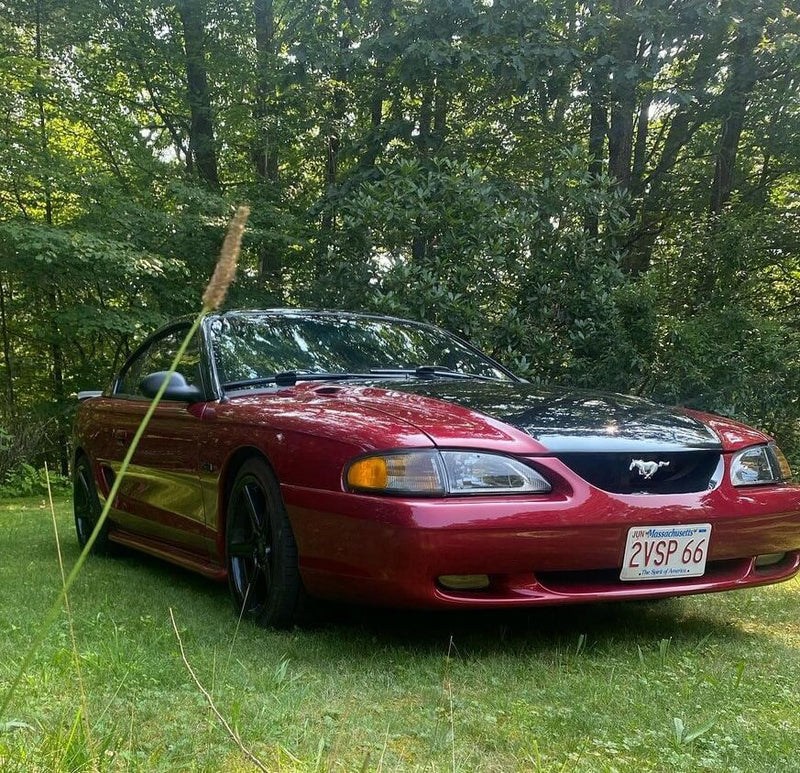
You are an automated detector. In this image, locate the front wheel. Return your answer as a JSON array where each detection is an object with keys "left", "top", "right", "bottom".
[
  {"left": 225, "top": 458, "right": 308, "bottom": 628},
  {"left": 73, "top": 455, "right": 111, "bottom": 554}
]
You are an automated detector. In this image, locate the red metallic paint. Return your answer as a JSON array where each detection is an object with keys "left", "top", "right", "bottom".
[
  {"left": 282, "top": 470, "right": 800, "bottom": 608},
  {"left": 75, "top": 380, "right": 800, "bottom": 610},
  {"left": 680, "top": 408, "right": 773, "bottom": 450}
]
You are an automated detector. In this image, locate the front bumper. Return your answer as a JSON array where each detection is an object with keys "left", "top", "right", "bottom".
[{"left": 282, "top": 458, "right": 800, "bottom": 608}]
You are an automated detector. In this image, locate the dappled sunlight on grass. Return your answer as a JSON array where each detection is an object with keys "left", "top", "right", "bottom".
[
  {"left": 1, "top": 496, "right": 798, "bottom": 772},
  {"left": 728, "top": 576, "right": 800, "bottom": 646}
]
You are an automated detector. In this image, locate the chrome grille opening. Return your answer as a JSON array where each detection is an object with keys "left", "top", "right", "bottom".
[{"left": 555, "top": 451, "right": 723, "bottom": 494}]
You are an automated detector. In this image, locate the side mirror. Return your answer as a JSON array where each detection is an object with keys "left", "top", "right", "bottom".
[{"left": 139, "top": 371, "right": 205, "bottom": 403}]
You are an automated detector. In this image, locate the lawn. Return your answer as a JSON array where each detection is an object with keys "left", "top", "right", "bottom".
[{"left": 1, "top": 496, "right": 798, "bottom": 772}]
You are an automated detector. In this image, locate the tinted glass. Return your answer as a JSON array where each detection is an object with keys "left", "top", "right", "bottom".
[
  {"left": 209, "top": 314, "right": 511, "bottom": 384},
  {"left": 116, "top": 328, "right": 203, "bottom": 397}
]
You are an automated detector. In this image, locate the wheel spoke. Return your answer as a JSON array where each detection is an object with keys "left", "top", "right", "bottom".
[
  {"left": 77, "top": 467, "right": 91, "bottom": 495},
  {"left": 76, "top": 468, "right": 92, "bottom": 512},
  {"left": 242, "top": 482, "right": 262, "bottom": 532},
  {"left": 228, "top": 537, "right": 257, "bottom": 557}
]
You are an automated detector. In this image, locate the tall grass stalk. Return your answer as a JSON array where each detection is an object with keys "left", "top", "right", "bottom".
[
  {"left": 45, "top": 461, "right": 91, "bottom": 742},
  {"left": 445, "top": 635, "right": 456, "bottom": 773},
  {"left": 0, "top": 205, "right": 249, "bottom": 721},
  {"left": 169, "top": 607, "right": 268, "bottom": 772}
]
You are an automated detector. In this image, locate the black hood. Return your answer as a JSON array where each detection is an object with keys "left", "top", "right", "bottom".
[{"left": 378, "top": 380, "right": 722, "bottom": 453}]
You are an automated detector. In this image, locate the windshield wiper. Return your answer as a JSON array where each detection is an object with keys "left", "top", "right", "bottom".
[
  {"left": 369, "top": 366, "right": 503, "bottom": 383},
  {"left": 223, "top": 366, "right": 506, "bottom": 391},
  {"left": 222, "top": 371, "right": 379, "bottom": 390}
]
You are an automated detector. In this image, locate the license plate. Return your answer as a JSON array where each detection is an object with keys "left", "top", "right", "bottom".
[{"left": 620, "top": 523, "right": 712, "bottom": 581}]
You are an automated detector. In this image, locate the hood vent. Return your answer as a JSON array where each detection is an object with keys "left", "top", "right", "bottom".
[
  {"left": 555, "top": 451, "right": 723, "bottom": 494},
  {"left": 314, "top": 385, "right": 344, "bottom": 395}
]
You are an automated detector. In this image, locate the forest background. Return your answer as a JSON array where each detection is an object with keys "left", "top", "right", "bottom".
[{"left": 0, "top": 0, "right": 798, "bottom": 489}]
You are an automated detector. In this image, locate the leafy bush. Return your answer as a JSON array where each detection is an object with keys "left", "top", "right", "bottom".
[
  {"left": 0, "top": 462, "right": 70, "bottom": 499},
  {"left": 0, "top": 421, "right": 71, "bottom": 498},
  {"left": 0, "top": 419, "right": 60, "bottom": 480}
]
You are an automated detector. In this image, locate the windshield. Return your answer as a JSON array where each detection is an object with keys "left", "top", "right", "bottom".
[{"left": 209, "top": 313, "right": 513, "bottom": 385}]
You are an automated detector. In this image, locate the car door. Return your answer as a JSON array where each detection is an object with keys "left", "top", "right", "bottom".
[{"left": 98, "top": 325, "right": 213, "bottom": 553}]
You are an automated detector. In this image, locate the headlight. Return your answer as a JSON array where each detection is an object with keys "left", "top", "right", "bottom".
[
  {"left": 439, "top": 451, "right": 551, "bottom": 494},
  {"left": 345, "top": 450, "right": 551, "bottom": 496},
  {"left": 730, "top": 444, "right": 791, "bottom": 486},
  {"left": 346, "top": 451, "right": 445, "bottom": 495}
]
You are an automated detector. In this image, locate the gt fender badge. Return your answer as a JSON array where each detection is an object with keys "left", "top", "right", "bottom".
[{"left": 629, "top": 459, "right": 670, "bottom": 479}]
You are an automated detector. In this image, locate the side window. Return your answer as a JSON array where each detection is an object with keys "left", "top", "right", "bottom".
[
  {"left": 115, "top": 328, "right": 203, "bottom": 397},
  {"left": 115, "top": 344, "right": 152, "bottom": 397}
]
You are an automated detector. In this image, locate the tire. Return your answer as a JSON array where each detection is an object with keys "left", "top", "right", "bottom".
[
  {"left": 73, "top": 455, "right": 111, "bottom": 554},
  {"left": 225, "top": 458, "right": 308, "bottom": 628}
]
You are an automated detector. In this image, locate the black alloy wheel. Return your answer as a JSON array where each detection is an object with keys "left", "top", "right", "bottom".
[
  {"left": 73, "top": 455, "right": 110, "bottom": 553},
  {"left": 226, "top": 458, "right": 307, "bottom": 628}
]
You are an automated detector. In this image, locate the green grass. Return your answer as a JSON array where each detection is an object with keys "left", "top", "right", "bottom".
[{"left": 1, "top": 496, "right": 798, "bottom": 772}]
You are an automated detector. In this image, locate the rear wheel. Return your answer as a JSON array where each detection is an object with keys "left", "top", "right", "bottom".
[
  {"left": 73, "top": 455, "right": 111, "bottom": 554},
  {"left": 226, "top": 458, "right": 308, "bottom": 628}
]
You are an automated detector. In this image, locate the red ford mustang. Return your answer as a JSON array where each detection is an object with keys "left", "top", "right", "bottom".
[{"left": 73, "top": 310, "right": 800, "bottom": 627}]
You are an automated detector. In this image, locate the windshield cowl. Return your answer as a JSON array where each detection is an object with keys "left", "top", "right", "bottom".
[{"left": 221, "top": 365, "right": 509, "bottom": 392}]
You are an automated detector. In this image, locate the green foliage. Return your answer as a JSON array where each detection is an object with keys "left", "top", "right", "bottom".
[
  {"left": 0, "top": 418, "right": 66, "bottom": 482},
  {"left": 639, "top": 198, "right": 800, "bottom": 468},
  {"left": 0, "top": 0, "right": 798, "bottom": 466},
  {"left": 0, "top": 463, "right": 69, "bottom": 498},
  {"left": 0, "top": 412, "right": 71, "bottom": 496},
  {"left": 322, "top": 152, "right": 633, "bottom": 383}
]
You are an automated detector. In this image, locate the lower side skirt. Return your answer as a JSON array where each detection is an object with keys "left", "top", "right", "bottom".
[{"left": 109, "top": 528, "right": 226, "bottom": 581}]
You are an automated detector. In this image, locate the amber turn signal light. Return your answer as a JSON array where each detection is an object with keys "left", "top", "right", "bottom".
[{"left": 347, "top": 456, "right": 389, "bottom": 490}]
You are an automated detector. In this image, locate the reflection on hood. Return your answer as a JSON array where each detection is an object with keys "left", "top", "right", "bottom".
[{"left": 380, "top": 381, "right": 722, "bottom": 453}]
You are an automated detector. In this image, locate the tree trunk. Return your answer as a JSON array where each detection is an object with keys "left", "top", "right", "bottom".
[
  {"left": 253, "top": 0, "right": 282, "bottom": 289},
  {"left": 432, "top": 86, "right": 448, "bottom": 149},
  {"left": 370, "top": 0, "right": 392, "bottom": 132},
  {"left": 709, "top": 21, "right": 762, "bottom": 214},
  {"left": 35, "top": 0, "right": 69, "bottom": 475},
  {"left": 607, "top": 0, "right": 638, "bottom": 190},
  {"left": 624, "top": 21, "right": 728, "bottom": 275},
  {"left": 253, "top": 0, "right": 278, "bottom": 183},
  {"left": 34, "top": 0, "right": 52, "bottom": 227},
  {"left": 176, "top": 0, "right": 220, "bottom": 189},
  {"left": 320, "top": 0, "right": 358, "bottom": 235},
  {"left": 416, "top": 86, "right": 433, "bottom": 153},
  {"left": 0, "top": 277, "right": 15, "bottom": 410},
  {"left": 585, "top": 52, "right": 608, "bottom": 236},
  {"left": 49, "top": 330, "right": 69, "bottom": 475},
  {"left": 631, "top": 43, "right": 658, "bottom": 198}
]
